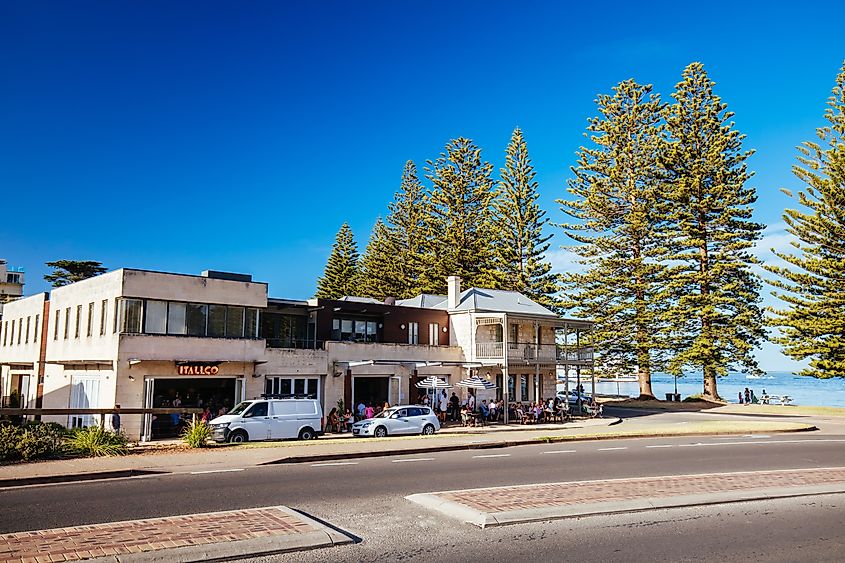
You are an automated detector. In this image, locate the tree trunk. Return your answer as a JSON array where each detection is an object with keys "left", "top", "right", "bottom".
[
  {"left": 698, "top": 211, "right": 717, "bottom": 400},
  {"left": 632, "top": 231, "right": 655, "bottom": 400}
]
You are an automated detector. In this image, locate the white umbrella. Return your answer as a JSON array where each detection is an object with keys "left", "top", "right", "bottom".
[
  {"left": 415, "top": 376, "right": 451, "bottom": 389},
  {"left": 456, "top": 375, "right": 496, "bottom": 390}
]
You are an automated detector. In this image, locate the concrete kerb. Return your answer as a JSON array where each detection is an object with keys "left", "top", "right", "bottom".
[
  {"left": 81, "top": 506, "right": 354, "bottom": 563},
  {"left": 407, "top": 483, "right": 845, "bottom": 529}
]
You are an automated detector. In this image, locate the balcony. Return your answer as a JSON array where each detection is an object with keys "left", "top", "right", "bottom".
[
  {"left": 475, "top": 341, "right": 504, "bottom": 359},
  {"left": 474, "top": 341, "right": 594, "bottom": 364}
]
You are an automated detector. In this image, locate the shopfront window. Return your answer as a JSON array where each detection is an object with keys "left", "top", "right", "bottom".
[{"left": 265, "top": 377, "right": 319, "bottom": 399}]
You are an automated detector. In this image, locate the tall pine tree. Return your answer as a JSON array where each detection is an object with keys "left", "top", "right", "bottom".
[
  {"left": 315, "top": 223, "right": 360, "bottom": 299},
  {"left": 559, "top": 80, "right": 669, "bottom": 399},
  {"left": 662, "top": 62, "right": 766, "bottom": 399},
  {"left": 494, "top": 127, "right": 558, "bottom": 310},
  {"left": 766, "top": 62, "right": 845, "bottom": 379},
  {"left": 422, "top": 138, "right": 499, "bottom": 293},
  {"left": 358, "top": 218, "right": 399, "bottom": 301},
  {"left": 385, "top": 161, "right": 431, "bottom": 299}
]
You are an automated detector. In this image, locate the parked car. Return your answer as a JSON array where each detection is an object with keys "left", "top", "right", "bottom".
[
  {"left": 210, "top": 398, "right": 323, "bottom": 443},
  {"left": 351, "top": 405, "right": 440, "bottom": 438},
  {"left": 557, "top": 390, "right": 592, "bottom": 405}
]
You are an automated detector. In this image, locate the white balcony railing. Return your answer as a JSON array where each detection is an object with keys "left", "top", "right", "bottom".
[{"left": 476, "top": 341, "right": 504, "bottom": 359}]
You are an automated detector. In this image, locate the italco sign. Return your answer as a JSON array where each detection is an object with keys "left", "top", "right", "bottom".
[{"left": 177, "top": 364, "right": 220, "bottom": 376}]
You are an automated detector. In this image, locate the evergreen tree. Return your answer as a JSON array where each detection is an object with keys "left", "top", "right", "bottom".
[
  {"left": 358, "top": 218, "right": 399, "bottom": 301},
  {"left": 44, "top": 260, "right": 107, "bottom": 287},
  {"left": 494, "top": 127, "right": 558, "bottom": 310},
  {"left": 558, "top": 80, "right": 669, "bottom": 399},
  {"left": 422, "top": 137, "right": 499, "bottom": 293},
  {"left": 662, "top": 62, "right": 766, "bottom": 399},
  {"left": 384, "top": 161, "right": 430, "bottom": 299},
  {"left": 766, "top": 62, "right": 845, "bottom": 379},
  {"left": 315, "top": 223, "right": 360, "bottom": 299}
]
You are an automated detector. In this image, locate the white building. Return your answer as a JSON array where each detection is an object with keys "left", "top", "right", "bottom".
[{"left": 0, "top": 268, "right": 593, "bottom": 440}]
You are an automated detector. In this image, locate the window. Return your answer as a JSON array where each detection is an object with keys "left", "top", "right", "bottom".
[
  {"left": 207, "top": 305, "right": 226, "bottom": 337},
  {"left": 87, "top": 302, "right": 94, "bottom": 337},
  {"left": 9, "top": 320, "right": 14, "bottom": 345},
  {"left": 25, "top": 316, "right": 30, "bottom": 344},
  {"left": 17, "top": 318, "right": 23, "bottom": 345},
  {"left": 520, "top": 375, "right": 529, "bottom": 401},
  {"left": 245, "top": 308, "right": 258, "bottom": 338},
  {"left": 167, "top": 302, "right": 187, "bottom": 335},
  {"left": 144, "top": 300, "right": 167, "bottom": 334},
  {"left": 226, "top": 306, "right": 244, "bottom": 338},
  {"left": 113, "top": 298, "right": 119, "bottom": 333},
  {"left": 34, "top": 314, "right": 39, "bottom": 343},
  {"left": 186, "top": 303, "right": 207, "bottom": 336},
  {"left": 1, "top": 321, "right": 6, "bottom": 346},
  {"left": 331, "top": 318, "right": 378, "bottom": 342},
  {"left": 75, "top": 304, "right": 82, "bottom": 338},
  {"left": 510, "top": 323, "right": 519, "bottom": 344},
  {"left": 408, "top": 322, "right": 419, "bottom": 345},
  {"left": 64, "top": 308, "right": 70, "bottom": 339},
  {"left": 245, "top": 402, "right": 268, "bottom": 418},
  {"left": 428, "top": 323, "right": 439, "bottom": 346},
  {"left": 54, "top": 310, "right": 60, "bottom": 340},
  {"left": 100, "top": 300, "right": 108, "bottom": 336},
  {"left": 265, "top": 377, "right": 319, "bottom": 399},
  {"left": 118, "top": 299, "right": 143, "bottom": 333}
]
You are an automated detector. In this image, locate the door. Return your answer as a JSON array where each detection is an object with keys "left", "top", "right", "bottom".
[
  {"left": 69, "top": 376, "right": 100, "bottom": 428},
  {"left": 269, "top": 401, "right": 297, "bottom": 439},
  {"left": 234, "top": 377, "right": 245, "bottom": 405},
  {"left": 406, "top": 407, "right": 426, "bottom": 434},
  {"left": 388, "top": 407, "right": 417, "bottom": 435},
  {"left": 239, "top": 401, "right": 271, "bottom": 440},
  {"left": 143, "top": 378, "right": 155, "bottom": 442}
]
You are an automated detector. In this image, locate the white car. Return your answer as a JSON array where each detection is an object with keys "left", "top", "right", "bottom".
[
  {"left": 557, "top": 390, "right": 591, "bottom": 405},
  {"left": 210, "top": 398, "right": 323, "bottom": 443},
  {"left": 351, "top": 406, "right": 440, "bottom": 438}
]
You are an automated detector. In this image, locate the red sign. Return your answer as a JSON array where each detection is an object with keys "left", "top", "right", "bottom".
[{"left": 177, "top": 364, "right": 220, "bottom": 376}]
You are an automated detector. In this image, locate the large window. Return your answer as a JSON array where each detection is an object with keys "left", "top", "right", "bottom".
[
  {"left": 119, "top": 299, "right": 143, "bottom": 333},
  {"left": 265, "top": 377, "right": 319, "bottom": 399},
  {"left": 144, "top": 300, "right": 168, "bottom": 334},
  {"left": 167, "top": 302, "right": 187, "bottom": 335},
  {"left": 428, "top": 323, "right": 439, "bottom": 346},
  {"left": 208, "top": 305, "right": 226, "bottom": 337},
  {"left": 408, "top": 322, "right": 419, "bottom": 345},
  {"left": 186, "top": 303, "right": 208, "bottom": 336},
  {"left": 226, "top": 306, "right": 244, "bottom": 338},
  {"left": 331, "top": 318, "right": 378, "bottom": 343}
]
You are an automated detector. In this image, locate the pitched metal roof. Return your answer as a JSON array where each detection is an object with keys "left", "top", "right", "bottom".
[{"left": 399, "top": 288, "right": 558, "bottom": 317}]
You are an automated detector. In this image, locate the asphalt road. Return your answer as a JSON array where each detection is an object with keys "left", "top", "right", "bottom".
[{"left": 2, "top": 433, "right": 844, "bottom": 536}]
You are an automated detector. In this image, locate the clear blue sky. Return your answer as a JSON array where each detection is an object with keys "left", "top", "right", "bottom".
[{"left": 2, "top": 1, "right": 843, "bottom": 369}]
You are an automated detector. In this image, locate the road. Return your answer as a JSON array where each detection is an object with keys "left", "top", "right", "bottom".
[{"left": 2, "top": 411, "right": 844, "bottom": 562}]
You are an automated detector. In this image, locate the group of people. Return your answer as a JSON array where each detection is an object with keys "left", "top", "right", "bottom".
[{"left": 738, "top": 387, "right": 759, "bottom": 405}]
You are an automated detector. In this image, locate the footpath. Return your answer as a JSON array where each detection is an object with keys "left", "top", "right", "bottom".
[{"left": 0, "top": 411, "right": 817, "bottom": 488}]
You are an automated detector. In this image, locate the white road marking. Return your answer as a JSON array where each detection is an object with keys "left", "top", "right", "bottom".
[
  {"left": 189, "top": 468, "right": 245, "bottom": 475},
  {"left": 542, "top": 450, "right": 577, "bottom": 455},
  {"left": 472, "top": 454, "right": 511, "bottom": 459},
  {"left": 392, "top": 458, "right": 435, "bottom": 463},
  {"left": 645, "top": 444, "right": 673, "bottom": 448},
  {"left": 311, "top": 462, "right": 359, "bottom": 467},
  {"left": 597, "top": 447, "right": 628, "bottom": 451}
]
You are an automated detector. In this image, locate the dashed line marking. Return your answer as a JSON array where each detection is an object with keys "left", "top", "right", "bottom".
[
  {"left": 311, "top": 462, "right": 359, "bottom": 467},
  {"left": 472, "top": 454, "right": 511, "bottom": 459},
  {"left": 189, "top": 468, "right": 245, "bottom": 475},
  {"left": 392, "top": 458, "right": 435, "bottom": 463},
  {"left": 646, "top": 445, "right": 673, "bottom": 449},
  {"left": 542, "top": 450, "right": 577, "bottom": 455},
  {"left": 597, "top": 447, "right": 628, "bottom": 451}
]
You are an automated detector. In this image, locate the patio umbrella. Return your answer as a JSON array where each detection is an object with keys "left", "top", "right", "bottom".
[
  {"left": 456, "top": 376, "right": 496, "bottom": 390},
  {"left": 414, "top": 376, "right": 451, "bottom": 389}
]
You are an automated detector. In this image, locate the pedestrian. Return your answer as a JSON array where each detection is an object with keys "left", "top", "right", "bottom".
[
  {"left": 744, "top": 387, "right": 751, "bottom": 405},
  {"left": 364, "top": 403, "right": 375, "bottom": 419},
  {"left": 438, "top": 391, "right": 448, "bottom": 423},
  {"left": 357, "top": 401, "right": 366, "bottom": 420},
  {"left": 738, "top": 391, "right": 743, "bottom": 404},
  {"left": 468, "top": 391, "right": 476, "bottom": 412},
  {"left": 449, "top": 392, "right": 459, "bottom": 421},
  {"left": 110, "top": 404, "right": 121, "bottom": 433}
]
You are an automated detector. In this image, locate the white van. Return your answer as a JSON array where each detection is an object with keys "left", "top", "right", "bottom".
[{"left": 210, "top": 398, "right": 323, "bottom": 443}]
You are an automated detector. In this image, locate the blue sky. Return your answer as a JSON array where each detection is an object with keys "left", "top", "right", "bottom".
[{"left": 1, "top": 1, "right": 843, "bottom": 370}]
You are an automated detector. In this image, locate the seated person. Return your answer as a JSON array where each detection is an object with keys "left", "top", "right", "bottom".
[
  {"left": 460, "top": 405, "right": 470, "bottom": 426},
  {"left": 488, "top": 401, "right": 498, "bottom": 421},
  {"left": 479, "top": 400, "right": 490, "bottom": 420}
]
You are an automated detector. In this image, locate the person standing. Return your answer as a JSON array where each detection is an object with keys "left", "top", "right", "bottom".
[
  {"left": 110, "top": 404, "right": 121, "bottom": 433},
  {"left": 438, "top": 391, "right": 448, "bottom": 423},
  {"left": 449, "top": 392, "right": 460, "bottom": 421},
  {"left": 744, "top": 387, "right": 751, "bottom": 405},
  {"left": 738, "top": 391, "right": 743, "bottom": 404},
  {"left": 468, "top": 391, "right": 476, "bottom": 412}
]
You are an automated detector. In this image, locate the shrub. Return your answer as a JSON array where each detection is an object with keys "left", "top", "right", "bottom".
[
  {"left": 181, "top": 420, "right": 212, "bottom": 448},
  {"left": 18, "top": 421, "right": 68, "bottom": 461},
  {"left": 0, "top": 423, "right": 23, "bottom": 462},
  {"left": 67, "top": 427, "right": 128, "bottom": 457}
]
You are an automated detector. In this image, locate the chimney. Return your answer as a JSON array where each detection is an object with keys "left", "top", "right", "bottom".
[{"left": 447, "top": 276, "right": 461, "bottom": 309}]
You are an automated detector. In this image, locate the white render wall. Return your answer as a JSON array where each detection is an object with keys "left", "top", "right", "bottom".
[
  {"left": 122, "top": 270, "right": 267, "bottom": 307},
  {"left": 0, "top": 292, "right": 46, "bottom": 406}
]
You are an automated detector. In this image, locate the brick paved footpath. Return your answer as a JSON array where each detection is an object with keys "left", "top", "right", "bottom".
[
  {"left": 439, "top": 466, "right": 845, "bottom": 513},
  {"left": 0, "top": 506, "right": 322, "bottom": 563}
]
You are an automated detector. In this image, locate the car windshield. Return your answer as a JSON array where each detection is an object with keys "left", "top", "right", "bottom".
[
  {"left": 374, "top": 409, "right": 397, "bottom": 419},
  {"left": 228, "top": 402, "right": 251, "bottom": 416}
]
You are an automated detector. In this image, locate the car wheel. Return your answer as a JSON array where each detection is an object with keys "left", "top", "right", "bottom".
[
  {"left": 374, "top": 426, "right": 387, "bottom": 438},
  {"left": 422, "top": 424, "right": 435, "bottom": 436},
  {"left": 228, "top": 430, "right": 248, "bottom": 443},
  {"left": 298, "top": 427, "right": 315, "bottom": 440}
]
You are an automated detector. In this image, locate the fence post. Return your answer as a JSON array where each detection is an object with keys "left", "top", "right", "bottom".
[{"left": 192, "top": 413, "right": 197, "bottom": 426}]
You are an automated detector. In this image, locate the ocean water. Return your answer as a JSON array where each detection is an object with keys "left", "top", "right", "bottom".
[{"left": 588, "top": 371, "right": 845, "bottom": 408}]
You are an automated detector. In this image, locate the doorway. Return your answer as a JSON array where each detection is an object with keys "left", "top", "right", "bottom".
[
  {"left": 143, "top": 377, "right": 242, "bottom": 440},
  {"left": 353, "top": 377, "right": 390, "bottom": 410}
]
